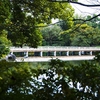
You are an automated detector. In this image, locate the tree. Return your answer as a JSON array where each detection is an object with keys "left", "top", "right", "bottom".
[
  {"left": 1, "top": 57, "right": 100, "bottom": 99},
  {"left": 0, "top": 30, "right": 11, "bottom": 59},
  {"left": 0, "top": 0, "right": 11, "bottom": 31},
  {"left": 0, "top": 61, "right": 33, "bottom": 100},
  {"left": 86, "top": 15, "right": 100, "bottom": 29},
  {"left": 59, "top": 29, "right": 71, "bottom": 46},
  {"left": 50, "top": 0, "right": 100, "bottom": 24},
  {"left": 57, "top": 20, "right": 73, "bottom": 30},
  {"left": 41, "top": 25, "right": 62, "bottom": 45},
  {"left": 2, "top": 0, "right": 100, "bottom": 99},
  {"left": 51, "top": 0, "right": 100, "bottom": 7},
  {"left": 2, "top": 0, "right": 74, "bottom": 47},
  {"left": 70, "top": 24, "right": 100, "bottom": 46}
]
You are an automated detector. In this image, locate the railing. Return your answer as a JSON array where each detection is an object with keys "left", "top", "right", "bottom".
[
  {"left": 9, "top": 46, "right": 99, "bottom": 62},
  {"left": 10, "top": 46, "right": 100, "bottom": 52}
]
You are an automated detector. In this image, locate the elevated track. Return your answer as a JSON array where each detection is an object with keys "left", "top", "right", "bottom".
[{"left": 10, "top": 46, "right": 99, "bottom": 62}]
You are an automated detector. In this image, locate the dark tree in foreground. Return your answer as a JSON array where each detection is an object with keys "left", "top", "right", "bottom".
[{"left": 1, "top": 54, "right": 100, "bottom": 99}]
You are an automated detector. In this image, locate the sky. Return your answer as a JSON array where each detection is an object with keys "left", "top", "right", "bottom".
[
  {"left": 72, "top": 0, "right": 100, "bottom": 16},
  {"left": 52, "top": 0, "right": 100, "bottom": 23}
]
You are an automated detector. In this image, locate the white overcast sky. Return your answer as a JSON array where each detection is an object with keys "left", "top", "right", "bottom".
[
  {"left": 72, "top": 0, "right": 100, "bottom": 16},
  {"left": 52, "top": 0, "right": 100, "bottom": 23}
]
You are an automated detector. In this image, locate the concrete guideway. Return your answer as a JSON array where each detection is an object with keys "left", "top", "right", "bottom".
[
  {"left": 9, "top": 46, "right": 99, "bottom": 62},
  {"left": 10, "top": 46, "right": 100, "bottom": 52},
  {"left": 10, "top": 46, "right": 100, "bottom": 57},
  {"left": 16, "top": 56, "right": 95, "bottom": 62}
]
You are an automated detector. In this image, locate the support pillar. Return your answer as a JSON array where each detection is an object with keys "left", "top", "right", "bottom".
[
  {"left": 11, "top": 52, "right": 13, "bottom": 54},
  {"left": 26, "top": 51, "right": 28, "bottom": 57},
  {"left": 54, "top": 51, "right": 56, "bottom": 57},
  {"left": 79, "top": 51, "right": 81, "bottom": 56},
  {"left": 66, "top": 51, "right": 69, "bottom": 56},
  {"left": 90, "top": 51, "right": 92, "bottom": 55},
  {"left": 40, "top": 51, "right": 43, "bottom": 57}
]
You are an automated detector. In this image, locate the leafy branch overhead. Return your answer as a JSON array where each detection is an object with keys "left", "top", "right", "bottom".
[
  {"left": 0, "top": 0, "right": 74, "bottom": 47},
  {"left": 50, "top": 0, "right": 100, "bottom": 7},
  {"left": 1, "top": 0, "right": 100, "bottom": 48}
]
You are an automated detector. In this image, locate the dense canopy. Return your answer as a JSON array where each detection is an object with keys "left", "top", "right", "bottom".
[
  {"left": 0, "top": 0, "right": 74, "bottom": 47},
  {"left": 1, "top": 0, "right": 100, "bottom": 100}
]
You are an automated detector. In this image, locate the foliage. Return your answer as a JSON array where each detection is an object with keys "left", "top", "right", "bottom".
[
  {"left": 0, "top": 0, "right": 11, "bottom": 31},
  {"left": 57, "top": 19, "right": 74, "bottom": 30},
  {"left": 70, "top": 24, "right": 100, "bottom": 46},
  {"left": 0, "top": 0, "right": 74, "bottom": 47},
  {"left": 41, "top": 25, "right": 62, "bottom": 45},
  {"left": 0, "top": 30, "right": 11, "bottom": 59},
  {"left": 40, "top": 14, "right": 100, "bottom": 46},
  {"left": 32, "top": 58, "right": 100, "bottom": 100},
  {"left": 0, "top": 60, "right": 33, "bottom": 100},
  {"left": 86, "top": 15, "right": 100, "bottom": 29},
  {"left": 1, "top": 56, "right": 100, "bottom": 100},
  {"left": 1, "top": 0, "right": 100, "bottom": 99},
  {"left": 60, "top": 29, "right": 71, "bottom": 46}
]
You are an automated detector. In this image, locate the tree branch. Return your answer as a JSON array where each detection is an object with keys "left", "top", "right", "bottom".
[
  {"left": 50, "top": 0, "right": 100, "bottom": 7},
  {"left": 73, "top": 13, "right": 100, "bottom": 22},
  {"left": 36, "top": 13, "right": 100, "bottom": 28},
  {"left": 70, "top": 1, "right": 100, "bottom": 7}
]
